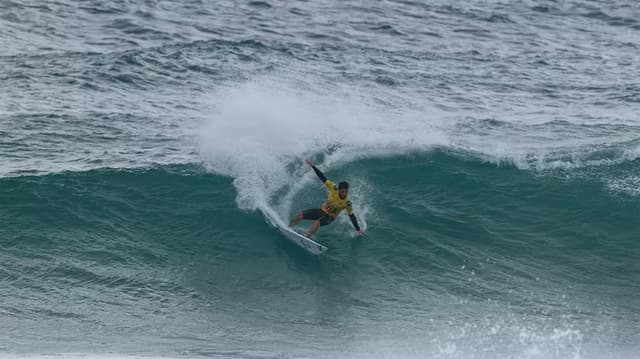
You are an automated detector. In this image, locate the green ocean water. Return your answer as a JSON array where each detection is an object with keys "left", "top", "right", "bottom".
[{"left": 1, "top": 151, "right": 638, "bottom": 357}]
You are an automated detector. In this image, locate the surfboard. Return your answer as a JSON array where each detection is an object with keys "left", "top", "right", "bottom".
[
  {"left": 277, "top": 226, "right": 328, "bottom": 255},
  {"left": 262, "top": 210, "right": 328, "bottom": 255}
]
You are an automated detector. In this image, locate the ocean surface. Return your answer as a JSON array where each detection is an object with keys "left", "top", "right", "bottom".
[{"left": 1, "top": 0, "right": 639, "bottom": 358}]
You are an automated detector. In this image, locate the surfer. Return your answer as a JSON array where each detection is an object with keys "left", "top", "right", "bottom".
[{"left": 289, "top": 160, "right": 365, "bottom": 237}]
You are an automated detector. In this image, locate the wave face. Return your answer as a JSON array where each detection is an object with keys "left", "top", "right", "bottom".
[
  {"left": 2, "top": 0, "right": 640, "bottom": 357},
  {"left": 1, "top": 157, "right": 638, "bottom": 358}
]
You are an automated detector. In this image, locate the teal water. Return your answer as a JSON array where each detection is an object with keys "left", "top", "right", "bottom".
[{"left": 2, "top": 152, "right": 638, "bottom": 357}]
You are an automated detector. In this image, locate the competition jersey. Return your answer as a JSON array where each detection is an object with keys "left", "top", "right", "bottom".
[{"left": 321, "top": 180, "right": 353, "bottom": 218}]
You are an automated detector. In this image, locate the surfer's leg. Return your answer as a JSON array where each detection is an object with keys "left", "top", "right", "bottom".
[
  {"left": 305, "top": 213, "right": 333, "bottom": 237},
  {"left": 305, "top": 220, "right": 321, "bottom": 237},
  {"left": 289, "top": 212, "right": 304, "bottom": 227},
  {"left": 292, "top": 209, "right": 322, "bottom": 227}
]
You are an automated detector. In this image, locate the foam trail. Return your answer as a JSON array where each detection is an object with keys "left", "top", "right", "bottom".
[
  {"left": 199, "top": 79, "right": 640, "bottom": 213},
  {"left": 199, "top": 79, "right": 450, "bottom": 217}
]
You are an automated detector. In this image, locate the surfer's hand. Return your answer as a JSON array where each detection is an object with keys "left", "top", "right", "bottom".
[
  {"left": 357, "top": 230, "right": 365, "bottom": 235},
  {"left": 305, "top": 159, "right": 313, "bottom": 167}
]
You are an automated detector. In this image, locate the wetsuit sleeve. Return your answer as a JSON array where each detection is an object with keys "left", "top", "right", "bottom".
[
  {"left": 349, "top": 213, "right": 361, "bottom": 232},
  {"left": 311, "top": 165, "right": 328, "bottom": 183},
  {"left": 347, "top": 200, "right": 360, "bottom": 230},
  {"left": 310, "top": 165, "right": 336, "bottom": 190}
]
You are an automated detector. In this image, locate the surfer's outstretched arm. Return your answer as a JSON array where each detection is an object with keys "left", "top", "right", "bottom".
[
  {"left": 306, "top": 159, "right": 327, "bottom": 183},
  {"left": 349, "top": 213, "right": 362, "bottom": 233},
  {"left": 347, "top": 203, "right": 364, "bottom": 235}
]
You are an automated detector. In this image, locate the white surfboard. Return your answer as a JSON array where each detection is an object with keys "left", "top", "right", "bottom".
[
  {"left": 262, "top": 209, "right": 328, "bottom": 255},
  {"left": 277, "top": 226, "right": 328, "bottom": 255}
]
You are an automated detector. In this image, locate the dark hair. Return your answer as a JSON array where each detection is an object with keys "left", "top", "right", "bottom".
[{"left": 338, "top": 181, "right": 349, "bottom": 190}]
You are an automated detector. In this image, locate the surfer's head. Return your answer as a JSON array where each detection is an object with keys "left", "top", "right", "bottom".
[{"left": 338, "top": 181, "right": 349, "bottom": 199}]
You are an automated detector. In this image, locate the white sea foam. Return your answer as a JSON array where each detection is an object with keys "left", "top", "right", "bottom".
[
  {"left": 199, "top": 77, "right": 640, "bottom": 213},
  {"left": 199, "top": 78, "right": 451, "bottom": 218}
]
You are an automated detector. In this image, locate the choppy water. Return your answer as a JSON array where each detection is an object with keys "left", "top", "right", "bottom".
[{"left": 1, "top": 1, "right": 639, "bottom": 358}]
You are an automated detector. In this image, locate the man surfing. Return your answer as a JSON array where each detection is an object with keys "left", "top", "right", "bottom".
[{"left": 289, "top": 160, "right": 365, "bottom": 238}]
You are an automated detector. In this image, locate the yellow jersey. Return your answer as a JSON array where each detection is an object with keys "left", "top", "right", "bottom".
[{"left": 321, "top": 180, "right": 353, "bottom": 218}]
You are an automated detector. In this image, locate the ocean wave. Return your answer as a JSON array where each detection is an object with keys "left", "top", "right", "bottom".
[{"left": 1, "top": 159, "right": 638, "bottom": 356}]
